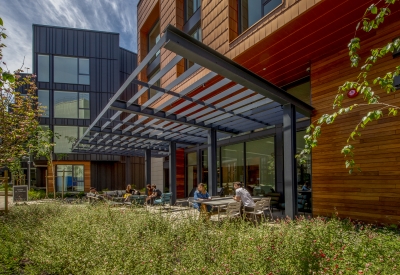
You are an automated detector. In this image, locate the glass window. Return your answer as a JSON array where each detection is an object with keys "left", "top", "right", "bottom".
[
  {"left": 221, "top": 143, "right": 244, "bottom": 195},
  {"left": 54, "top": 126, "right": 88, "bottom": 153},
  {"left": 201, "top": 149, "right": 208, "bottom": 185},
  {"left": 239, "top": 0, "right": 283, "bottom": 33},
  {"left": 56, "top": 164, "right": 84, "bottom": 192},
  {"left": 296, "top": 130, "right": 311, "bottom": 188},
  {"left": 54, "top": 91, "right": 90, "bottom": 119},
  {"left": 54, "top": 56, "right": 78, "bottom": 84},
  {"left": 38, "top": 55, "right": 49, "bottom": 82},
  {"left": 246, "top": 137, "right": 275, "bottom": 196},
  {"left": 54, "top": 56, "right": 90, "bottom": 85},
  {"left": 186, "top": 25, "right": 202, "bottom": 69},
  {"left": 185, "top": 0, "right": 201, "bottom": 21},
  {"left": 286, "top": 81, "right": 311, "bottom": 104},
  {"left": 187, "top": 152, "right": 197, "bottom": 195},
  {"left": 38, "top": 90, "right": 50, "bottom": 117},
  {"left": 149, "top": 21, "right": 160, "bottom": 63}
]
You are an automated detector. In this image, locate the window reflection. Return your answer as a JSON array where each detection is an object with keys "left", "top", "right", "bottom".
[
  {"left": 221, "top": 143, "right": 244, "bottom": 195},
  {"left": 186, "top": 25, "right": 202, "bottom": 69},
  {"left": 38, "top": 55, "right": 49, "bottom": 82},
  {"left": 54, "top": 91, "right": 90, "bottom": 119},
  {"left": 38, "top": 90, "right": 50, "bottom": 117},
  {"left": 187, "top": 152, "right": 197, "bottom": 195},
  {"left": 56, "top": 164, "right": 84, "bottom": 192},
  {"left": 149, "top": 21, "right": 160, "bottom": 63},
  {"left": 246, "top": 137, "right": 275, "bottom": 196},
  {"left": 239, "top": 0, "right": 283, "bottom": 33},
  {"left": 185, "top": 0, "right": 201, "bottom": 21},
  {"left": 54, "top": 126, "right": 88, "bottom": 153},
  {"left": 54, "top": 56, "right": 90, "bottom": 85}
]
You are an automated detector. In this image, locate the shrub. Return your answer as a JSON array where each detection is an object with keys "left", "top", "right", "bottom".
[{"left": 0, "top": 204, "right": 399, "bottom": 275}]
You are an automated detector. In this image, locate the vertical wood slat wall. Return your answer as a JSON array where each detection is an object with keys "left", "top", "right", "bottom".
[{"left": 311, "top": 20, "right": 400, "bottom": 224}]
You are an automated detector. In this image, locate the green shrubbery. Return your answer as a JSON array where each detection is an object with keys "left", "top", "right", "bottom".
[{"left": 0, "top": 204, "right": 399, "bottom": 275}]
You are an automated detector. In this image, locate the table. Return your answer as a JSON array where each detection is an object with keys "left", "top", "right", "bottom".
[{"left": 194, "top": 197, "right": 264, "bottom": 221}]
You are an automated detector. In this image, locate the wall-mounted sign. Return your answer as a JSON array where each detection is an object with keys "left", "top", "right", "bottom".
[
  {"left": 347, "top": 88, "right": 358, "bottom": 98},
  {"left": 13, "top": 185, "right": 28, "bottom": 202}
]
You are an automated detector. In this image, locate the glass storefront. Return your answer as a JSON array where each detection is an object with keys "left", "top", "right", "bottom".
[
  {"left": 56, "top": 165, "right": 84, "bottom": 192},
  {"left": 246, "top": 137, "right": 275, "bottom": 196},
  {"left": 296, "top": 130, "right": 312, "bottom": 213},
  {"left": 221, "top": 143, "right": 244, "bottom": 195},
  {"left": 186, "top": 152, "right": 197, "bottom": 196}
]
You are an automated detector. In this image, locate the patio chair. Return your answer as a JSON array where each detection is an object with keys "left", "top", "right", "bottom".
[
  {"left": 153, "top": 193, "right": 172, "bottom": 210},
  {"left": 224, "top": 201, "right": 241, "bottom": 219},
  {"left": 260, "top": 197, "right": 273, "bottom": 220},
  {"left": 244, "top": 200, "right": 267, "bottom": 222}
]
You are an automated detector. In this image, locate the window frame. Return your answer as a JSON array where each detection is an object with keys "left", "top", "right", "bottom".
[
  {"left": 56, "top": 164, "right": 85, "bottom": 192},
  {"left": 184, "top": 0, "right": 201, "bottom": 22},
  {"left": 53, "top": 56, "right": 90, "bottom": 85},
  {"left": 148, "top": 20, "right": 161, "bottom": 63},
  {"left": 184, "top": 24, "right": 202, "bottom": 70},
  {"left": 54, "top": 90, "right": 90, "bottom": 119},
  {"left": 238, "top": 0, "right": 283, "bottom": 34}
]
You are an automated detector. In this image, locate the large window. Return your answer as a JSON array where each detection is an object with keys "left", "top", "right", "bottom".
[
  {"left": 148, "top": 21, "right": 160, "bottom": 63},
  {"left": 54, "top": 91, "right": 90, "bottom": 119},
  {"left": 38, "top": 55, "right": 49, "bottom": 82},
  {"left": 54, "top": 126, "right": 88, "bottom": 153},
  {"left": 246, "top": 137, "right": 275, "bottom": 196},
  {"left": 185, "top": 0, "right": 201, "bottom": 21},
  {"left": 56, "top": 165, "right": 84, "bottom": 192},
  {"left": 239, "top": 0, "right": 283, "bottom": 33},
  {"left": 185, "top": 25, "right": 202, "bottom": 69},
  {"left": 221, "top": 143, "right": 244, "bottom": 195},
  {"left": 38, "top": 90, "right": 50, "bottom": 117},
  {"left": 54, "top": 56, "right": 90, "bottom": 85},
  {"left": 187, "top": 152, "right": 197, "bottom": 195}
]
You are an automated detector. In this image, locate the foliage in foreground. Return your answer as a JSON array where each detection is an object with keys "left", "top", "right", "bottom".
[{"left": 1, "top": 204, "right": 399, "bottom": 275}]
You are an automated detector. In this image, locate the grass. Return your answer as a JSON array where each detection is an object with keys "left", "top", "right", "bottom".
[{"left": 0, "top": 203, "right": 399, "bottom": 275}]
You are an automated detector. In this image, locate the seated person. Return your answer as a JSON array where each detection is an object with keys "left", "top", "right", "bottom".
[
  {"left": 145, "top": 184, "right": 152, "bottom": 196},
  {"left": 87, "top": 187, "right": 105, "bottom": 200},
  {"left": 145, "top": 185, "right": 162, "bottom": 205},
  {"left": 193, "top": 183, "right": 212, "bottom": 213},
  {"left": 302, "top": 182, "right": 310, "bottom": 191},
  {"left": 233, "top": 182, "right": 255, "bottom": 212}
]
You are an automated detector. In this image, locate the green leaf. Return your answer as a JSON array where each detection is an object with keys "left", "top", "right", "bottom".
[
  {"left": 2, "top": 72, "right": 15, "bottom": 83},
  {"left": 371, "top": 6, "right": 378, "bottom": 14},
  {"left": 0, "top": 17, "right": 3, "bottom": 26}
]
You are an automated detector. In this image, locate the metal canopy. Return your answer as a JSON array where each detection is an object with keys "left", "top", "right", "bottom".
[{"left": 72, "top": 25, "right": 313, "bottom": 157}]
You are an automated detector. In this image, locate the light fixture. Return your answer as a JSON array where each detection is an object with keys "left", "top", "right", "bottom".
[{"left": 263, "top": 68, "right": 266, "bottom": 71}]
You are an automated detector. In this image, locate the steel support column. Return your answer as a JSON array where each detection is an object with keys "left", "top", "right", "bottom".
[
  {"left": 207, "top": 128, "right": 217, "bottom": 196},
  {"left": 169, "top": 142, "right": 177, "bottom": 205},
  {"left": 275, "top": 125, "right": 284, "bottom": 194},
  {"left": 145, "top": 149, "right": 152, "bottom": 186},
  {"left": 283, "top": 104, "right": 297, "bottom": 219},
  {"left": 197, "top": 147, "right": 202, "bottom": 186}
]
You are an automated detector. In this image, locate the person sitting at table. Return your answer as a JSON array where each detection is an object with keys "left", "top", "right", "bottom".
[
  {"left": 146, "top": 185, "right": 162, "bottom": 205},
  {"left": 193, "top": 183, "right": 212, "bottom": 213},
  {"left": 233, "top": 182, "right": 255, "bottom": 213},
  {"left": 87, "top": 187, "right": 105, "bottom": 201},
  {"left": 302, "top": 182, "right": 310, "bottom": 191}
]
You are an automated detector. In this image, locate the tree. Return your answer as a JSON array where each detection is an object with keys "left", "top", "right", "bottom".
[
  {"left": 0, "top": 17, "right": 41, "bottom": 168},
  {"left": 297, "top": 0, "right": 400, "bottom": 173}
]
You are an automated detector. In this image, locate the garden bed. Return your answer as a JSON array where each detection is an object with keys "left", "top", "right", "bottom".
[{"left": 0, "top": 203, "right": 399, "bottom": 275}]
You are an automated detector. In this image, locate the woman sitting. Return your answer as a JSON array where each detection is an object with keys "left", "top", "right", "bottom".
[
  {"left": 193, "top": 183, "right": 212, "bottom": 213},
  {"left": 124, "top": 184, "right": 133, "bottom": 201}
]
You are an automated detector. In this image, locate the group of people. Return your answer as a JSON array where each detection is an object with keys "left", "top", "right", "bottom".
[{"left": 193, "top": 182, "right": 255, "bottom": 214}]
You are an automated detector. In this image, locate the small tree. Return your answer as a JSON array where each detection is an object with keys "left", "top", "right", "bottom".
[
  {"left": 297, "top": 0, "right": 400, "bottom": 173},
  {"left": 0, "top": 17, "right": 41, "bottom": 168}
]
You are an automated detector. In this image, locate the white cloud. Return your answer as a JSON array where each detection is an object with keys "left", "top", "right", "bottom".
[{"left": 0, "top": 0, "right": 138, "bottom": 72}]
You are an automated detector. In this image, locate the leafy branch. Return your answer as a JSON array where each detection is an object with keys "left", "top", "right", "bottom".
[{"left": 296, "top": 0, "right": 400, "bottom": 173}]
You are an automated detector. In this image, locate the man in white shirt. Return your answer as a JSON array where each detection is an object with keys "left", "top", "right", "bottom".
[{"left": 233, "top": 182, "right": 255, "bottom": 212}]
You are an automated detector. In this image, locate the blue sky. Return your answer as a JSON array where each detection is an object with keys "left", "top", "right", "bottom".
[{"left": 0, "top": 0, "right": 138, "bottom": 72}]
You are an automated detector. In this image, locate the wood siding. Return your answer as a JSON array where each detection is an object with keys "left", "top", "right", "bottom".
[{"left": 311, "top": 20, "right": 400, "bottom": 224}]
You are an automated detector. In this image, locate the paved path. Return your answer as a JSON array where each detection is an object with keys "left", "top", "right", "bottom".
[{"left": 0, "top": 195, "right": 13, "bottom": 210}]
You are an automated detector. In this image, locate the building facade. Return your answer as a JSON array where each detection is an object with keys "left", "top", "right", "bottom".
[
  {"left": 32, "top": 25, "right": 146, "bottom": 192},
  {"left": 136, "top": 0, "right": 400, "bottom": 223}
]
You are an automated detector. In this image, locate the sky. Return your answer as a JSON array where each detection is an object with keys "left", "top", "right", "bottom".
[{"left": 0, "top": 0, "right": 138, "bottom": 72}]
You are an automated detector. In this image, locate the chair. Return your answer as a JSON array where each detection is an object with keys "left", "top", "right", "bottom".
[
  {"left": 244, "top": 201, "right": 267, "bottom": 222},
  {"left": 224, "top": 201, "right": 241, "bottom": 219},
  {"left": 154, "top": 193, "right": 173, "bottom": 209},
  {"left": 260, "top": 197, "right": 273, "bottom": 220}
]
